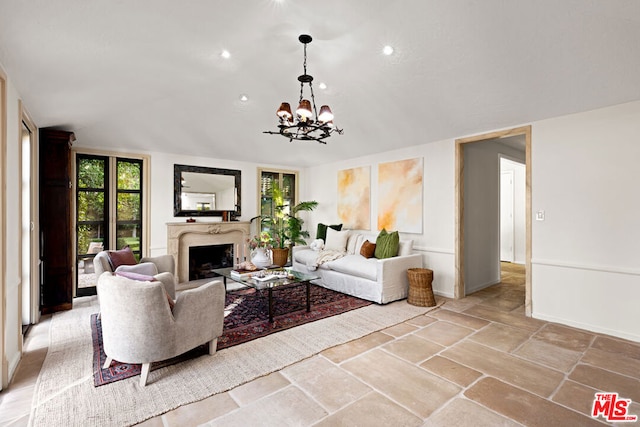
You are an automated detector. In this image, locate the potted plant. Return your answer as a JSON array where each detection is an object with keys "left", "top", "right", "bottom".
[{"left": 253, "top": 181, "right": 318, "bottom": 266}]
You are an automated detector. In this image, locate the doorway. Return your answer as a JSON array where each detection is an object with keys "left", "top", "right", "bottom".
[
  {"left": 75, "top": 154, "right": 144, "bottom": 296},
  {"left": 500, "top": 156, "right": 526, "bottom": 265},
  {"left": 455, "top": 126, "right": 532, "bottom": 316},
  {"left": 20, "top": 107, "right": 38, "bottom": 332}
]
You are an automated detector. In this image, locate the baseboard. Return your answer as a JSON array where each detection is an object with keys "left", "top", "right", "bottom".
[
  {"left": 532, "top": 311, "right": 640, "bottom": 343},
  {"left": 433, "top": 290, "right": 454, "bottom": 299},
  {"left": 466, "top": 278, "right": 501, "bottom": 295},
  {"left": 8, "top": 351, "right": 21, "bottom": 383}
]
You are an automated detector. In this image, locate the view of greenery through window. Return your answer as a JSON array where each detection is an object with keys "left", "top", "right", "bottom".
[
  {"left": 76, "top": 156, "right": 143, "bottom": 271},
  {"left": 260, "top": 171, "right": 296, "bottom": 232},
  {"left": 77, "top": 156, "right": 107, "bottom": 259},
  {"left": 116, "top": 160, "right": 142, "bottom": 256}
]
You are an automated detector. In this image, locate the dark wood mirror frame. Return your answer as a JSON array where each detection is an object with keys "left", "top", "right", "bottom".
[{"left": 173, "top": 164, "right": 241, "bottom": 217}]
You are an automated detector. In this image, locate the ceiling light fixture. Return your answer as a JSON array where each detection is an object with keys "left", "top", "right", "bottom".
[
  {"left": 263, "top": 34, "right": 343, "bottom": 144},
  {"left": 383, "top": 45, "right": 394, "bottom": 55}
]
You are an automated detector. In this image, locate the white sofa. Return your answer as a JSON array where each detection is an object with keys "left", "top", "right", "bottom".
[{"left": 292, "top": 231, "right": 423, "bottom": 304}]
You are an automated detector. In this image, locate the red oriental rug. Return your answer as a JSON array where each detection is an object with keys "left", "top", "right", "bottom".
[{"left": 92, "top": 284, "right": 371, "bottom": 386}]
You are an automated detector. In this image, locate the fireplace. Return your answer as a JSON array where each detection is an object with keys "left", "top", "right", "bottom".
[
  {"left": 167, "top": 221, "right": 251, "bottom": 283},
  {"left": 189, "top": 244, "right": 234, "bottom": 280}
]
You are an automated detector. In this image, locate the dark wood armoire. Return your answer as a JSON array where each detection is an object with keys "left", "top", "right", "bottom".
[{"left": 39, "top": 129, "right": 75, "bottom": 313}]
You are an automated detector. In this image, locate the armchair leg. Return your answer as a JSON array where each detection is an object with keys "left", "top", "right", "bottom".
[
  {"left": 103, "top": 357, "right": 113, "bottom": 370},
  {"left": 140, "top": 363, "right": 151, "bottom": 387},
  {"left": 208, "top": 338, "right": 218, "bottom": 355}
]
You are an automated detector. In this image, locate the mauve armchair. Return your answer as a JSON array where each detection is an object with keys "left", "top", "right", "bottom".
[{"left": 96, "top": 272, "right": 226, "bottom": 386}]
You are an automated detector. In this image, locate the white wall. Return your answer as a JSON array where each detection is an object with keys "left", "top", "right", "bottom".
[
  {"left": 2, "top": 68, "right": 23, "bottom": 382},
  {"left": 147, "top": 152, "right": 303, "bottom": 256},
  {"left": 500, "top": 157, "right": 526, "bottom": 264},
  {"left": 463, "top": 140, "right": 525, "bottom": 293},
  {"left": 305, "top": 100, "right": 640, "bottom": 342},
  {"left": 531, "top": 101, "right": 640, "bottom": 342},
  {"left": 304, "top": 140, "right": 457, "bottom": 298}
]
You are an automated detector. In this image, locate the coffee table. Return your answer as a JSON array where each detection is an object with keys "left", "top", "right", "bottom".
[{"left": 212, "top": 267, "right": 320, "bottom": 322}]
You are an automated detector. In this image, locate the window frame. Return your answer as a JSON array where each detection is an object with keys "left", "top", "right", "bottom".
[
  {"left": 72, "top": 148, "right": 150, "bottom": 297},
  {"left": 256, "top": 168, "right": 299, "bottom": 230}
]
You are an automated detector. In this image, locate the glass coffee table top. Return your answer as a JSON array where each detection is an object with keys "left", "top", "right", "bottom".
[
  {"left": 212, "top": 267, "right": 319, "bottom": 290},
  {"left": 212, "top": 267, "right": 320, "bottom": 322}
]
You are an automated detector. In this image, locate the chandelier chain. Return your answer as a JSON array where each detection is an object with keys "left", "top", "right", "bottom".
[{"left": 299, "top": 43, "right": 319, "bottom": 121}]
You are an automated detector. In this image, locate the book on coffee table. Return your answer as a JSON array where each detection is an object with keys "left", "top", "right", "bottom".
[
  {"left": 230, "top": 269, "right": 258, "bottom": 280},
  {"left": 251, "top": 270, "right": 292, "bottom": 282}
]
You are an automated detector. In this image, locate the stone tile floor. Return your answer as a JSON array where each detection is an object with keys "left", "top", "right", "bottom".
[{"left": 1, "top": 263, "right": 639, "bottom": 426}]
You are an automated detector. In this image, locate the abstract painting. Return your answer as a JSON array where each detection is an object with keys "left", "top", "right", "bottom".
[
  {"left": 377, "top": 158, "right": 423, "bottom": 233},
  {"left": 337, "top": 166, "right": 371, "bottom": 230}
]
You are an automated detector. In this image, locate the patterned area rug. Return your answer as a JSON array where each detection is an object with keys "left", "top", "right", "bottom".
[{"left": 92, "top": 284, "right": 371, "bottom": 386}]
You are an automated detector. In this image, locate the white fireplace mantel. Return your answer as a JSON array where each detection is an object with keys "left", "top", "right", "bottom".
[{"left": 167, "top": 221, "right": 251, "bottom": 283}]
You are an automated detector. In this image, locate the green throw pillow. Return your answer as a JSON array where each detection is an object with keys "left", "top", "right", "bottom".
[
  {"left": 375, "top": 229, "right": 400, "bottom": 259},
  {"left": 316, "top": 223, "right": 343, "bottom": 241}
]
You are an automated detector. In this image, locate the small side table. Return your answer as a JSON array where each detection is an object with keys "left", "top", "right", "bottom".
[{"left": 407, "top": 268, "right": 436, "bottom": 307}]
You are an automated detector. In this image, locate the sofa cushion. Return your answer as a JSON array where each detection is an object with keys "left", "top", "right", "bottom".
[
  {"left": 398, "top": 239, "right": 414, "bottom": 256},
  {"left": 375, "top": 229, "right": 400, "bottom": 259},
  {"left": 325, "top": 228, "right": 350, "bottom": 251},
  {"left": 316, "top": 223, "right": 342, "bottom": 241},
  {"left": 108, "top": 246, "right": 137, "bottom": 269},
  {"left": 346, "top": 233, "right": 364, "bottom": 255},
  {"left": 326, "top": 255, "right": 378, "bottom": 281},
  {"left": 360, "top": 240, "right": 376, "bottom": 258}
]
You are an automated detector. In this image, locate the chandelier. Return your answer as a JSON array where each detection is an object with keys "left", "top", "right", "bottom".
[{"left": 263, "top": 34, "right": 343, "bottom": 144}]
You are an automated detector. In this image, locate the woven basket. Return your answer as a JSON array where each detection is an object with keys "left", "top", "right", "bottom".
[
  {"left": 407, "top": 268, "right": 436, "bottom": 307},
  {"left": 271, "top": 247, "right": 289, "bottom": 267}
]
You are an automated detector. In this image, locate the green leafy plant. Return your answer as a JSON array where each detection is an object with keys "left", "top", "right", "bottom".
[{"left": 253, "top": 181, "right": 318, "bottom": 249}]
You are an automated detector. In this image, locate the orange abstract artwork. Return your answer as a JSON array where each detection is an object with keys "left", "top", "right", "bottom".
[
  {"left": 337, "top": 166, "right": 370, "bottom": 230},
  {"left": 377, "top": 158, "right": 423, "bottom": 232}
]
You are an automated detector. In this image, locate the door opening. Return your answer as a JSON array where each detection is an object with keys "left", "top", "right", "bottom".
[
  {"left": 75, "top": 155, "right": 144, "bottom": 296},
  {"left": 20, "top": 105, "right": 38, "bottom": 333},
  {"left": 455, "top": 126, "right": 532, "bottom": 316},
  {"left": 500, "top": 169, "right": 515, "bottom": 263}
]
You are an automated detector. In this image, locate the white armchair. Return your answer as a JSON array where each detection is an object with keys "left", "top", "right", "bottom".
[
  {"left": 93, "top": 251, "right": 177, "bottom": 298},
  {"left": 96, "top": 272, "right": 226, "bottom": 386}
]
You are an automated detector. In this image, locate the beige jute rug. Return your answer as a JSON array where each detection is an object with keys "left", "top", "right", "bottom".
[{"left": 29, "top": 295, "right": 442, "bottom": 426}]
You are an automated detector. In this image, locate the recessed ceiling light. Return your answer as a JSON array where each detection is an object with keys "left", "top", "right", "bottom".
[
  {"left": 221, "top": 50, "right": 231, "bottom": 59},
  {"left": 318, "top": 82, "right": 327, "bottom": 90},
  {"left": 382, "top": 45, "right": 394, "bottom": 56},
  {"left": 239, "top": 94, "right": 249, "bottom": 102}
]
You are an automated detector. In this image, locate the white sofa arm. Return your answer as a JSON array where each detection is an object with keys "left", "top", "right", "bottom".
[
  {"left": 292, "top": 245, "right": 310, "bottom": 255},
  {"left": 376, "top": 253, "right": 423, "bottom": 303}
]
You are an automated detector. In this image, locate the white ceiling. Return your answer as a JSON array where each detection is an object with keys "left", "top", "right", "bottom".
[{"left": 1, "top": 0, "right": 639, "bottom": 167}]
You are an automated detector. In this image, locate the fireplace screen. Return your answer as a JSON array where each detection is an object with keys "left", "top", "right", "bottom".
[{"left": 188, "top": 244, "right": 234, "bottom": 280}]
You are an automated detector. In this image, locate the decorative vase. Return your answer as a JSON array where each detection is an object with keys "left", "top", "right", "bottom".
[
  {"left": 271, "top": 247, "right": 289, "bottom": 267},
  {"left": 251, "top": 247, "right": 271, "bottom": 269}
]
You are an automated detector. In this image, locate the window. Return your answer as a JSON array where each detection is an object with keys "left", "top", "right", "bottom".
[
  {"left": 258, "top": 169, "right": 298, "bottom": 231},
  {"left": 115, "top": 158, "right": 143, "bottom": 257},
  {"left": 75, "top": 154, "right": 145, "bottom": 296}
]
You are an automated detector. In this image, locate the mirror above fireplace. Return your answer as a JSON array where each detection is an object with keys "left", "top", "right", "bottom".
[{"left": 174, "top": 164, "right": 241, "bottom": 217}]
